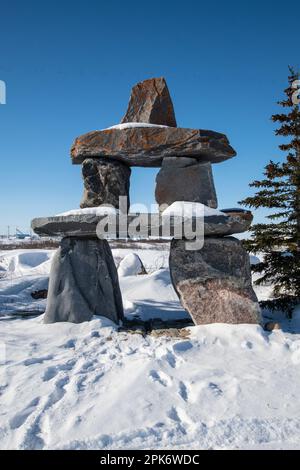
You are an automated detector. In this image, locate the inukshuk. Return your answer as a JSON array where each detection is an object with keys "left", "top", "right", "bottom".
[{"left": 32, "top": 77, "right": 260, "bottom": 325}]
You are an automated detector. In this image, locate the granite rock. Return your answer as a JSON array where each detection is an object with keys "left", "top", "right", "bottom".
[
  {"left": 44, "top": 237, "right": 124, "bottom": 324},
  {"left": 155, "top": 159, "right": 218, "bottom": 209},
  {"left": 121, "top": 77, "right": 177, "bottom": 127},
  {"left": 169, "top": 237, "right": 260, "bottom": 325},
  {"left": 71, "top": 126, "right": 236, "bottom": 167},
  {"left": 80, "top": 158, "right": 131, "bottom": 212}
]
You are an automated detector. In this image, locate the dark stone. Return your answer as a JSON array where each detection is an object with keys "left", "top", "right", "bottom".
[
  {"left": 31, "top": 289, "right": 48, "bottom": 300},
  {"left": 121, "top": 77, "right": 177, "bottom": 127},
  {"left": 161, "top": 156, "right": 199, "bottom": 168},
  {"left": 44, "top": 237, "right": 124, "bottom": 324},
  {"left": 219, "top": 208, "right": 253, "bottom": 225},
  {"left": 80, "top": 158, "right": 131, "bottom": 212},
  {"left": 263, "top": 321, "right": 281, "bottom": 331},
  {"left": 220, "top": 208, "right": 251, "bottom": 214},
  {"left": 169, "top": 237, "right": 260, "bottom": 325},
  {"left": 70, "top": 126, "right": 236, "bottom": 167},
  {"left": 155, "top": 159, "right": 218, "bottom": 209},
  {"left": 31, "top": 212, "right": 253, "bottom": 238}
]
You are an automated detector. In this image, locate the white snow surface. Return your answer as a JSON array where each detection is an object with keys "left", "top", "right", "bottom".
[
  {"left": 162, "top": 202, "right": 225, "bottom": 218},
  {"left": 56, "top": 207, "right": 119, "bottom": 217},
  {"left": 104, "top": 122, "right": 168, "bottom": 130},
  {"left": 0, "top": 249, "right": 54, "bottom": 314},
  {"left": 0, "top": 250, "right": 53, "bottom": 278},
  {"left": 118, "top": 253, "right": 145, "bottom": 277},
  {"left": 1, "top": 245, "right": 300, "bottom": 450}
]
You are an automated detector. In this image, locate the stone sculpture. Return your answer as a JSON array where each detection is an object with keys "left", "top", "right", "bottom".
[{"left": 32, "top": 76, "right": 260, "bottom": 325}]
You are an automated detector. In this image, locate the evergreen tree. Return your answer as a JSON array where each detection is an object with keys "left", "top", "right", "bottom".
[{"left": 240, "top": 67, "right": 300, "bottom": 316}]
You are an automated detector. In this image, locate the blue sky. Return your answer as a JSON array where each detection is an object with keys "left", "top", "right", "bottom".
[{"left": 0, "top": 0, "right": 299, "bottom": 234}]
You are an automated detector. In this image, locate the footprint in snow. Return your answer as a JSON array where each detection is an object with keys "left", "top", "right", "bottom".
[
  {"left": 164, "top": 351, "right": 177, "bottom": 369},
  {"left": 172, "top": 341, "right": 193, "bottom": 353},
  {"left": 167, "top": 406, "right": 181, "bottom": 423},
  {"left": 45, "top": 376, "right": 69, "bottom": 408},
  {"left": 23, "top": 355, "right": 53, "bottom": 366},
  {"left": 75, "top": 375, "right": 87, "bottom": 392},
  {"left": 9, "top": 397, "right": 40, "bottom": 430},
  {"left": 178, "top": 381, "right": 189, "bottom": 402},
  {"left": 60, "top": 339, "right": 76, "bottom": 349},
  {"left": 92, "top": 372, "right": 105, "bottom": 384},
  {"left": 241, "top": 340, "right": 253, "bottom": 350},
  {"left": 42, "top": 366, "right": 57, "bottom": 382},
  {"left": 90, "top": 331, "right": 100, "bottom": 338},
  {"left": 43, "top": 360, "right": 76, "bottom": 381},
  {"left": 149, "top": 370, "right": 172, "bottom": 387},
  {"left": 208, "top": 382, "right": 223, "bottom": 397},
  {"left": 167, "top": 407, "right": 194, "bottom": 434},
  {"left": 0, "top": 384, "right": 8, "bottom": 395}
]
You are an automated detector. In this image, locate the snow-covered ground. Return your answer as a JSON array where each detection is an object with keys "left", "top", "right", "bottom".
[{"left": 1, "top": 244, "right": 300, "bottom": 450}]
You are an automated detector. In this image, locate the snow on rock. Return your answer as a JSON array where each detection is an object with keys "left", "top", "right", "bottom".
[
  {"left": 118, "top": 253, "right": 146, "bottom": 277},
  {"left": 0, "top": 250, "right": 54, "bottom": 315},
  {"left": 162, "top": 201, "right": 225, "bottom": 218},
  {"left": 56, "top": 207, "right": 119, "bottom": 217},
  {"left": 104, "top": 122, "right": 168, "bottom": 131},
  {"left": 112, "top": 244, "right": 169, "bottom": 274},
  {"left": 0, "top": 250, "right": 53, "bottom": 279}
]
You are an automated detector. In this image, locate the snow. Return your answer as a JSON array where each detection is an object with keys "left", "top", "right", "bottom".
[
  {"left": 112, "top": 243, "right": 169, "bottom": 273},
  {"left": 1, "top": 245, "right": 300, "bottom": 449},
  {"left": 250, "top": 254, "right": 261, "bottom": 265},
  {"left": 118, "top": 253, "right": 145, "bottom": 277},
  {"left": 0, "top": 249, "right": 54, "bottom": 315},
  {"left": 162, "top": 202, "right": 225, "bottom": 218},
  {"left": 56, "top": 207, "right": 119, "bottom": 217},
  {"left": 0, "top": 250, "right": 53, "bottom": 279},
  {"left": 55, "top": 202, "right": 225, "bottom": 219},
  {"left": 104, "top": 122, "right": 168, "bottom": 131},
  {"left": 121, "top": 269, "right": 189, "bottom": 322}
]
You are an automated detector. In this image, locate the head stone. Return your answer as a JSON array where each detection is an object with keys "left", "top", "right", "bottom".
[{"left": 121, "top": 77, "right": 177, "bottom": 127}]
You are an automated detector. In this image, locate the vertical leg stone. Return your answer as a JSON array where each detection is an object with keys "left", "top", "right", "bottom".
[
  {"left": 169, "top": 236, "right": 260, "bottom": 325},
  {"left": 44, "top": 237, "right": 124, "bottom": 324},
  {"left": 80, "top": 158, "right": 131, "bottom": 212},
  {"left": 155, "top": 157, "right": 218, "bottom": 210}
]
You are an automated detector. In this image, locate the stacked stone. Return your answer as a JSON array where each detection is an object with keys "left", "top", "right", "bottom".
[
  {"left": 44, "top": 237, "right": 123, "bottom": 324},
  {"left": 31, "top": 77, "right": 260, "bottom": 325}
]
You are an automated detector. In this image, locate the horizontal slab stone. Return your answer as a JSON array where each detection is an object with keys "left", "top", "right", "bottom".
[
  {"left": 70, "top": 127, "right": 236, "bottom": 167},
  {"left": 31, "top": 211, "right": 252, "bottom": 238}
]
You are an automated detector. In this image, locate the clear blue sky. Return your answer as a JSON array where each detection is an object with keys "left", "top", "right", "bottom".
[{"left": 0, "top": 0, "right": 299, "bottom": 234}]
